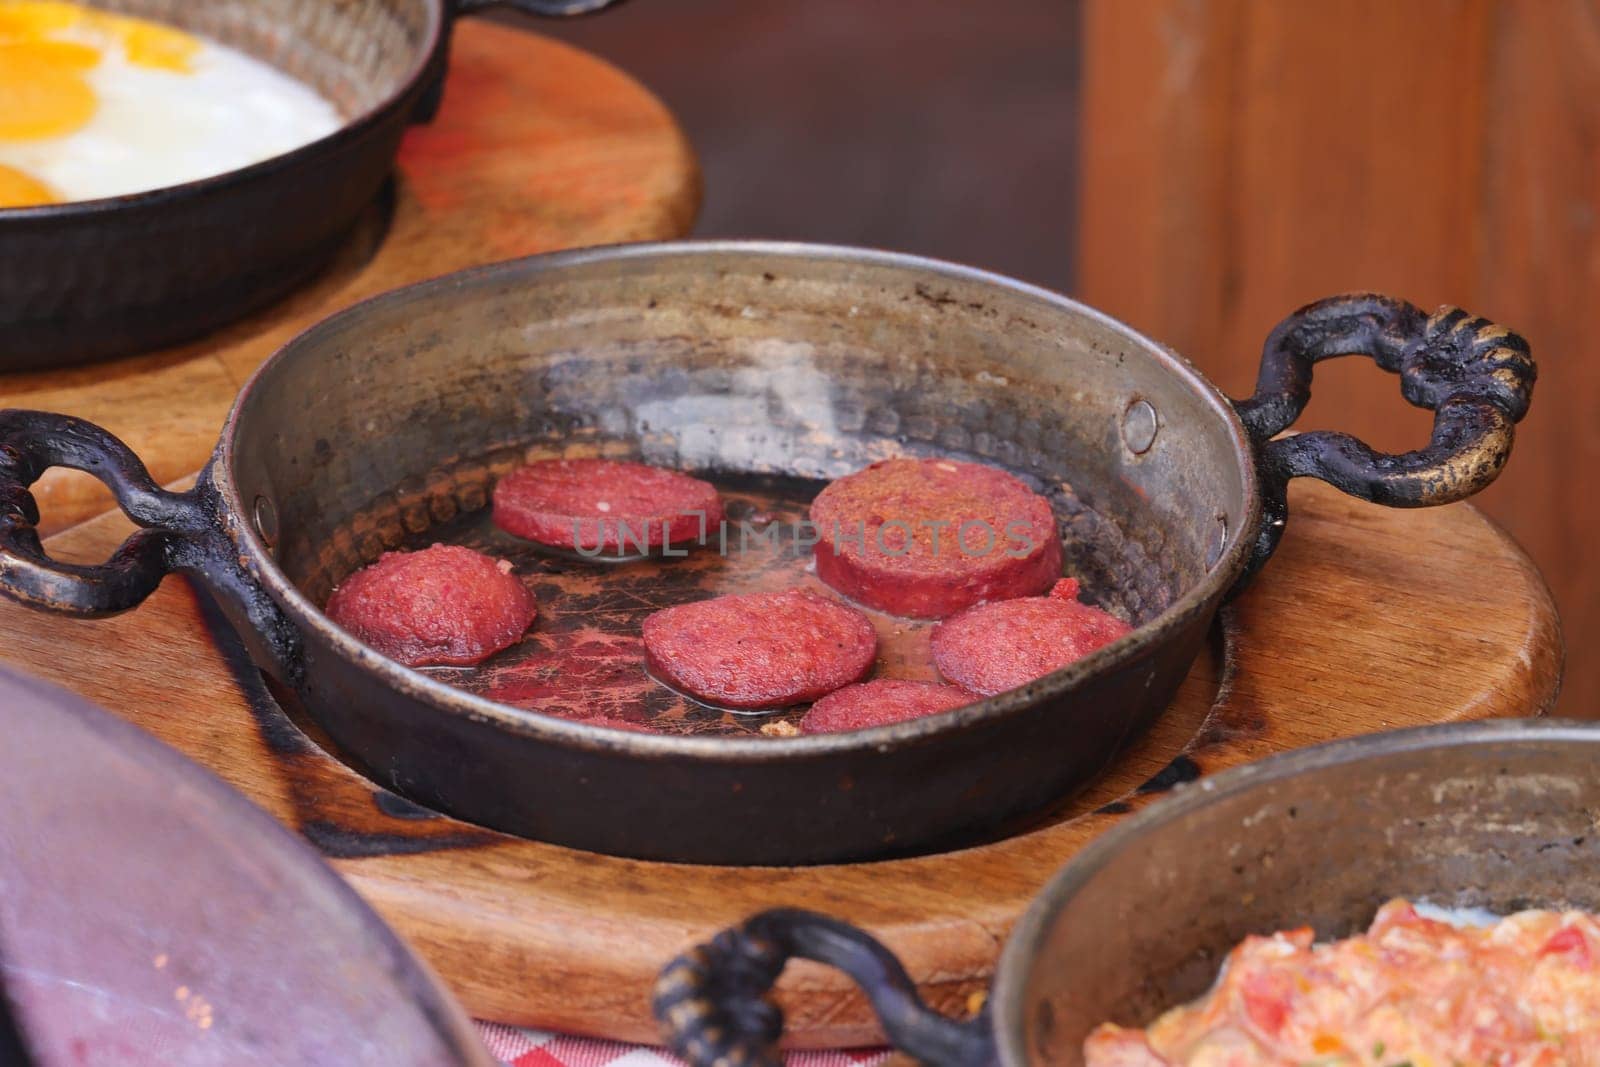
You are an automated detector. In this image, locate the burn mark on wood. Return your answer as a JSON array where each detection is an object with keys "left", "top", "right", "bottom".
[
  {"left": 188, "top": 583, "right": 492, "bottom": 860},
  {"left": 373, "top": 790, "right": 443, "bottom": 820},
  {"left": 300, "top": 819, "right": 494, "bottom": 859},
  {"left": 192, "top": 585, "right": 314, "bottom": 757},
  {"left": 1136, "top": 754, "right": 1201, "bottom": 794}
]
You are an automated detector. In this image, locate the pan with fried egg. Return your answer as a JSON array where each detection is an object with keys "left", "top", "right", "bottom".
[{"left": 0, "top": 0, "right": 626, "bottom": 369}]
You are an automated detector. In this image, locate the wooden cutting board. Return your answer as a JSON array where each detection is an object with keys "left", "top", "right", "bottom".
[
  {"left": 0, "top": 20, "right": 699, "bottom": 538},
  {"left": 0, "top": 481, "right": 1561, "bottom": 1048}
]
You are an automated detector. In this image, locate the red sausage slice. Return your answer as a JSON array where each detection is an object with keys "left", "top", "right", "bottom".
[
  {"left": 493, "top": 458, "right": 722, "bottom": 553},
  {"left": 642, "top": 589, "right": 877, "bottom": 710},
  {"left": 326, "top": 544, "right": 537, "bottom": 667},
  {"left": 799, "top": 679, "right": 975, "bottom": 734},
  {"left": 809, "top": 457, "right": 1062, "bottom": 618},
  {"left": 930, "top": 579, "right": 1131, "bottom": 696}
]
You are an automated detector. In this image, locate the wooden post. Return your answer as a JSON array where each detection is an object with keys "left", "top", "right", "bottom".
[{"left": 1077, "top": 0, "right": 1591, "bottom": 711}]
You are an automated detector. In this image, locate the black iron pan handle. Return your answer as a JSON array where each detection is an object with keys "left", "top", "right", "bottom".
[
  {"left": 1232, "top": 293, "right": 1534, "bottom": 587},
  {"left": 410, "top": 0, "right": 629, "bottom": 123},
  {"left": 0, "top": 411, "right": 208, "bottom": 615},
  {"left": 0, "top": 409, "right": 303, "bottom": 682},
  {"left": 654, "top": 909, "right": 995, "bottom": 1067}
]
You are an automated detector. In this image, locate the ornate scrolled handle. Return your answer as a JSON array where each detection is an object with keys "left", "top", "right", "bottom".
[
  {"left": 1231, "top": 293, "right": 1534, "bottom": 586},
  {"left": 0, "top": 410, "right": 205, "bottom": 615},
  {"left": 654, "top": 909, "right": 994, "bottom": 1067},
  {"left": 0, "top": 408, "right": 304, "bottom": 683}
]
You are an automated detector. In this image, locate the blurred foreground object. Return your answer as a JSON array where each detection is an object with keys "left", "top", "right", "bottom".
[{"left": 0, "top": 667, "right": 493, "bottom": 1066}]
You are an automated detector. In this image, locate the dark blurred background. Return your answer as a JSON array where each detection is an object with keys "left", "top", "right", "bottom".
[
  {"left": 525, "top": 1, "right": 1595, "bottom": 717},
  {"left": 524, "top": 0, "right": 1079, "bottom": 292}
]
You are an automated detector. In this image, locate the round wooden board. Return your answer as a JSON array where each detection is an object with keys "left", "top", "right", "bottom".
[
  {"left": 0, "top": 481, "right": 1561, "bottom": 1048},
  {"left": 0, "top": 20, "right": 700, "bottom": 537}
]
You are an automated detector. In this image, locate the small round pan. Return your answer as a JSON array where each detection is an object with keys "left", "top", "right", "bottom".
[
  {"left": 657, "top": 718, "right": 1592, "bottom": 1066},
  {"left": 0, "top": 242, "right": 1534, "bottom": 865},
  {"left": 0, "top": 0, "right": 624, "bottom": 371}
]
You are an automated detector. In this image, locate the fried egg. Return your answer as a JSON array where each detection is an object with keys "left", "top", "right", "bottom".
[{"left": 0, "top": 2, "right": 342, "bottom": 207}]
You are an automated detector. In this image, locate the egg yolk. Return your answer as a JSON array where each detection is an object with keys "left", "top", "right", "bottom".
[
  {"left": 0, "top": 44, "right": 97, "bottom": 140},
  {"left": 0, "top": 2, "right": 83, "bottom": 41},
  {"left": 0, "top": 1, "right": 202, "bottom": 138},
  {"left": 0, "top": 163, "right": 59, "bottom": 207},
  {"left": 116, "top": 18, "right": 197, "bottom": 72},
  {"left": 0, "top": 0, "right": 208, "bottom": 210},
  {"left": 3, "top": 35, "right": 96, "bottom": 66}
]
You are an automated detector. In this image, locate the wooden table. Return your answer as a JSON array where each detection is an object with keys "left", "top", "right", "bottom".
[{"left": 0, "top": 20, "right": 700, "bottom": 538}]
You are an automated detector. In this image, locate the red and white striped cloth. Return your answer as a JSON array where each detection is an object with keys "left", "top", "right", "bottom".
[{"left": 473, "top": 1022, "right": 889, "bottom": 1067}]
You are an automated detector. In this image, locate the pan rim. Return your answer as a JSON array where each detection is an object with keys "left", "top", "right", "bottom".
[
  {"left": 989, "top": 716, "right": 1596, "bottom": 1066},
  {"left": 0, "top": 0, "right": 445, "bottom": 221},
  {"left": 218, "top": 238, "right": 1264, "bottom": 761}
]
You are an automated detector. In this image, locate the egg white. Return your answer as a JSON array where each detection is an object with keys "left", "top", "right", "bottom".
[{"left": 0, "top": 31, "right": 342, "bottom": 202}]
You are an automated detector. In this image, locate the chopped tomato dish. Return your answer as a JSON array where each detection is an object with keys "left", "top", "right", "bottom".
[{"left": 1086, "top": 900, "right": 1600, "bottom": 1067}]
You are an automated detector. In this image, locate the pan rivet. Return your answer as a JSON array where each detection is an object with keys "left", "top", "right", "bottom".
[
  {"left": 1121, "top": 399, "right": 1158, "bottom": 455},
  {"left": 253, "top": 495, "right": 279, "bottom": 548},
  {"left": 1206, "top": 513, "right": 1228, "bottom": 569}
]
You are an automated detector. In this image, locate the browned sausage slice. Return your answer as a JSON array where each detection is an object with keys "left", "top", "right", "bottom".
[
  {"left": 798, "top": 679, "right": 975, "bottom": 734},
  {"left": 493, "top": 458, "right": 722, "bottom": 553},
  {"left": 930, "top": 579, "right": 1131, "bottom": 696},
  {"left": 642, "top": 589, "right": 877, "bottom": 710},
  {"left": 809, "top": 457, "right": 1061, "bottom": 618},
  {"left": 326, "top": 544, "right": 536, "bottom": 667}
]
